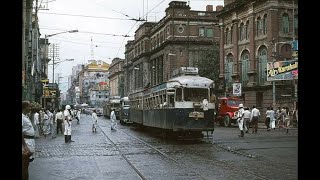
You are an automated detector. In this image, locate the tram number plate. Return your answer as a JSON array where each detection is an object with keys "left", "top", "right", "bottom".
[{"left": 189, "top": 111, "right": 204, "bottom": 119}]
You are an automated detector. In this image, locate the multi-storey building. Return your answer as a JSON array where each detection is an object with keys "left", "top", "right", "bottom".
[
  {"left": 108, "top": 58, "right": 125, "bottom": 97},
  {"left": 217, "top": 0, "right": 298, "bottom": 113},
  {"left": 78, "top": 60, "right": 110, "bottom": 106},
  {"left": 124, "top": 1, "right": 221, "bottom": 96}
]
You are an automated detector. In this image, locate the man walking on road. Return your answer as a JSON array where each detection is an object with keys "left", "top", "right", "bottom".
[
  {"left": 110, "top": 108, "right": 117, "bottom": 131},
  {"left": 251, "top": 105, "right": 260, "bottom": 133},
  {"left": 92, "top": 109, "right": 98, "bottom": 133}
]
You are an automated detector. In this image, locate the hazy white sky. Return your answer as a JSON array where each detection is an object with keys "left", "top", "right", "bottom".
[{"left": 37, "top": 0, "right": 224, "bottom": 92}]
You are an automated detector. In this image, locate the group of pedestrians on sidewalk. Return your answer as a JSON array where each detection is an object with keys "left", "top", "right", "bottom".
[{"left": 237, "top": 104, "right": 296, "bottom": 137}]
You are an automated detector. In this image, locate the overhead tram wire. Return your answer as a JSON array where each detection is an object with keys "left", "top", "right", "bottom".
[
  {"left": 115, "top": 0, "right": 169, "bottom": 57},
  {"left": 142, "top": 0, "right": 166, "bottom": 20},
  {"left": 49, "top": 38, "right": 120, "bottom": 49},
  {"left": 41, "top": 27, "right": 130, "bottom": 37},
  {"left": 116, "top": 21, "right": 139, "bottom": 57},
  {"left": 38, "top": 12, "right": 145, "bottom": 22}
]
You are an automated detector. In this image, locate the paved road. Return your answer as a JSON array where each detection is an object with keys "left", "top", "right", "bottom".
[{"left": 29, "top": 114, "right": 297, "bottom": 180}]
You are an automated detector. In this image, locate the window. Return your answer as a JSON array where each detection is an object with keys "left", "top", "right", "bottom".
[
  {"left": 241, "top": 51, "right": 249, "bottom": 86},
  {"left": 282, "top": 13, "right": 290, "bottom": 33},
  {"left": 176, "top": 88, "right": 182, "bottom": 101},
  {"left": 294, "top": 15, "right": 298, "bottom": 35},
  {"left": 206, "top": 28, "right": 213, "bottom": 37},
  {"left": 240, "top": 23, "right": 245, "bottom": 41},
  {"left": 199, "top": 28, "right": 205, "bottom": 37},
  {"left": 184, "top": 88, "right": 208, "bottom": 102},
  {"left": 226, "top": 54, "right": 233, "bottom": 88},
  {"left": 226, "top": 27, "right": 232, "bottom": 44},
  {"left": 258, "top": 47, "right": 268, "bottom": 85},
  {"left": 263, "top": 15, "right": 267, "bottom": 35},
  {"left": 246, "top": 21, "right": 249, "bottom": 39},
  {"left": 256, "top": 17, "right": 262, "bottom": 36}
]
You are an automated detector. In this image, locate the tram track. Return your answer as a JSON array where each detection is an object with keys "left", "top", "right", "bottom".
[{"left": 98, "top": 123, "right": 208, "bottom": 180}]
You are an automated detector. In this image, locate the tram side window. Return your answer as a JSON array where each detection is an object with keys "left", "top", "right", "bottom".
[
  {"left": 168, "top": 95, "right": 174, "bottom": 107},
  {"left": 176, "top": 88, "right": 183, "bottom": 102}
]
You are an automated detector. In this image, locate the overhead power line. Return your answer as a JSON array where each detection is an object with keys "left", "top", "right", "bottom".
[
  {"left": 38, "top": 12, "right": 145, "bottom": 21},
  {"left": 41, "top": 27, "right": 130, "bottom": 37}
]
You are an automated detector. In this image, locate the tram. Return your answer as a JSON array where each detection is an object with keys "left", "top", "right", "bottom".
[
  {"left": 129, "top": 67, "right": 216, "bottom": 138},
  {"left": 119, "top": 97, "right": 132, "bottom": 124},
  {"left": 103, "top": 96, "right": 121, "bottom": 119}
]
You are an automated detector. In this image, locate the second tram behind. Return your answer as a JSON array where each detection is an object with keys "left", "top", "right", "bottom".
[
  {"left": 103, "top": 96, "right": 121, "bottom": 119},
  {"left": 129, "top": 67, "right": 215, "bottom": 138}
]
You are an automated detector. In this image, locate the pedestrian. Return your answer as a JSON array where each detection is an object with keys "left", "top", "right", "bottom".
[
  {"left": 92, "top": 109, "right": 98, "bottom": 133},
  {"left": 237, "top": 104, "right": 245, "bottom": 137},
  {"left": 42, "top": 110, "right": 50, "bottom": 138},
  {"left": 76, "top": 109, "right": 81, "bottom": 124},
  {"left": 22, "top": 101, "right": 35, "bottom": 180},
  {"left": 243, "top": 107, "right": 251, "bottom": 133},
  {"left": 33, "top": 110, "right": 40, "bottom": 138},
  {"left": 265, "top": 107, "right": 271, "bottom": 131},
  {"left": 55, "top": 109, "right": 64, "bottom": 135},
  {"left": 110, "top": 108, "right": 117, "bottom": 131},
  {"left": 269, "top": 107, "right": 276, "bottom": 130},
  {"left": 51, "top": 109, "right": 57, "bottom": 139},
  {"left": 250, "top": 105, "right": 260, "bottom": 133},
  {"left": 64, "top": 105, "right": 75, "bottom": 143},
  {"left": 284, "top": 107, "right": 291, "bottom": 133}
]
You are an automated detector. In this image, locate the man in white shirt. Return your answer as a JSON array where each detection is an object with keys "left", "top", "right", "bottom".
[
  {"left": 33, "top": 111, "right": 40, "bottom": 138},
  {"left": 22, "top": 101, "right": 35, "bottom": 180},
  {"left": 243, "top": 107, "right": 251, "bottom": 133},
  {"left": 110, "top": 108, "right": 117, "bottom": 131},
  {"left": 55, "top": 109, "right": 64, "bottom": 135},
  {"left": 92, "top": 109, "right": 98, "bottom": 133},
  {"left": 237, "top": 104, "right": 245, "bottom": 137},
  {"left": 250, "top": 105, "right": 261, "bottom": 133}
]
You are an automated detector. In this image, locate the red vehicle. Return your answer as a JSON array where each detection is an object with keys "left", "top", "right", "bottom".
[{"left": 215, "top": 97, "right": 242, "bottom": 127}]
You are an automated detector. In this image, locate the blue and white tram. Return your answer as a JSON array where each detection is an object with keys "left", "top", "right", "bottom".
[{"left": 129, "top": 67, "right": 215, "bottom": 138}]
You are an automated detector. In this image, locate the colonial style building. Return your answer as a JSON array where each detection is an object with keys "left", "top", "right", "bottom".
[
  {"left": 78, "top": 60, "right": 110, "bottom": 106},
  {"left": 217, "top": 0, "right": 298, "bottom": 112},
  {"left": 124, "top": 1, "right": 221, "bottom": 96},
  {"left": 108, "top": 58, "right": 125, "bottom": 97}
]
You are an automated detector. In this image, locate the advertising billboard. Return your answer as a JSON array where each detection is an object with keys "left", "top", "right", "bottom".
[{"left": 267, "top": 59, "right": 298, "bottom": 81}]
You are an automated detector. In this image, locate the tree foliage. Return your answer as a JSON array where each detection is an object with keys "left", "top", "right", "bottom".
[{"left": 196, "top": 43, "right": 220, "bottom": 83}]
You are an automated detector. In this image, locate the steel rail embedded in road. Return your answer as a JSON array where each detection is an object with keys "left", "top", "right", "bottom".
[{"left": 98, "top": 122, "right": 207, "bottom": 180}]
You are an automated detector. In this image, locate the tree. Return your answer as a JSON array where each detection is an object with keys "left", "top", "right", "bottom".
[{"left": 196, "top": 42, "right": 220, "bottom": 83}]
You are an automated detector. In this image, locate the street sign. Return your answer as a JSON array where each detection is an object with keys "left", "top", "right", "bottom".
[
  {"left": 50, "top": 90, "right": 56, "bottom": 96},
  {"left": 233, "top": 83, "right": 241, "bottom": 96},
  {"left": 41, "top": 79, "right": 49, "bottom": 88}
]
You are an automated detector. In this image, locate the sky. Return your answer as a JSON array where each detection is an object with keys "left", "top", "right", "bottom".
[{"left": 37, "top": 0, "right": 224, "bottom": 93}]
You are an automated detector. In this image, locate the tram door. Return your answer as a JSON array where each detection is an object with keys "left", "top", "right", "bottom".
[{"left": 167, "top": 89, "right": 175, "bottom": 107}]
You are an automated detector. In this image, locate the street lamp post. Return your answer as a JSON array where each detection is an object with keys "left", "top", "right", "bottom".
[{"left": 45, "top": 29, "right": 78, "bottom": 83}]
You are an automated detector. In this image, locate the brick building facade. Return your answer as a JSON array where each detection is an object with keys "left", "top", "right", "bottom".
[
  {"left": 217, "top": 0, "right": 298, "bottom": 114},
  {"left": 124, "top": 1, "right": 221, "bottom": 96}
]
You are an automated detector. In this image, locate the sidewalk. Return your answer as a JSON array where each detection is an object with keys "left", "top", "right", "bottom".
[{"left": 29, "top": 114, "right": 140, "bottom": 180}]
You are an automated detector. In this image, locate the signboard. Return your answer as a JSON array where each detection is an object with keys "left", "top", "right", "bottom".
[
  {"left": 232, "top": 83, "right": 241, "bottom": 96},
  {"left": 41, "top": 79, "right": 49, "bottom": 89},
  {"left": 267, "top": 59, "right": 298, "bottom": 81}
]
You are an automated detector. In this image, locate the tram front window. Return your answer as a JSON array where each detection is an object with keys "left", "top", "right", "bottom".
[{"left": 184, "top": 88, "right": 208, "bottom": 102}]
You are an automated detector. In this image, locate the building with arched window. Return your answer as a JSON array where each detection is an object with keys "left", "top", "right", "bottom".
[{"left": 217, "top": 0, "right": 298, "bottom": 116}]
